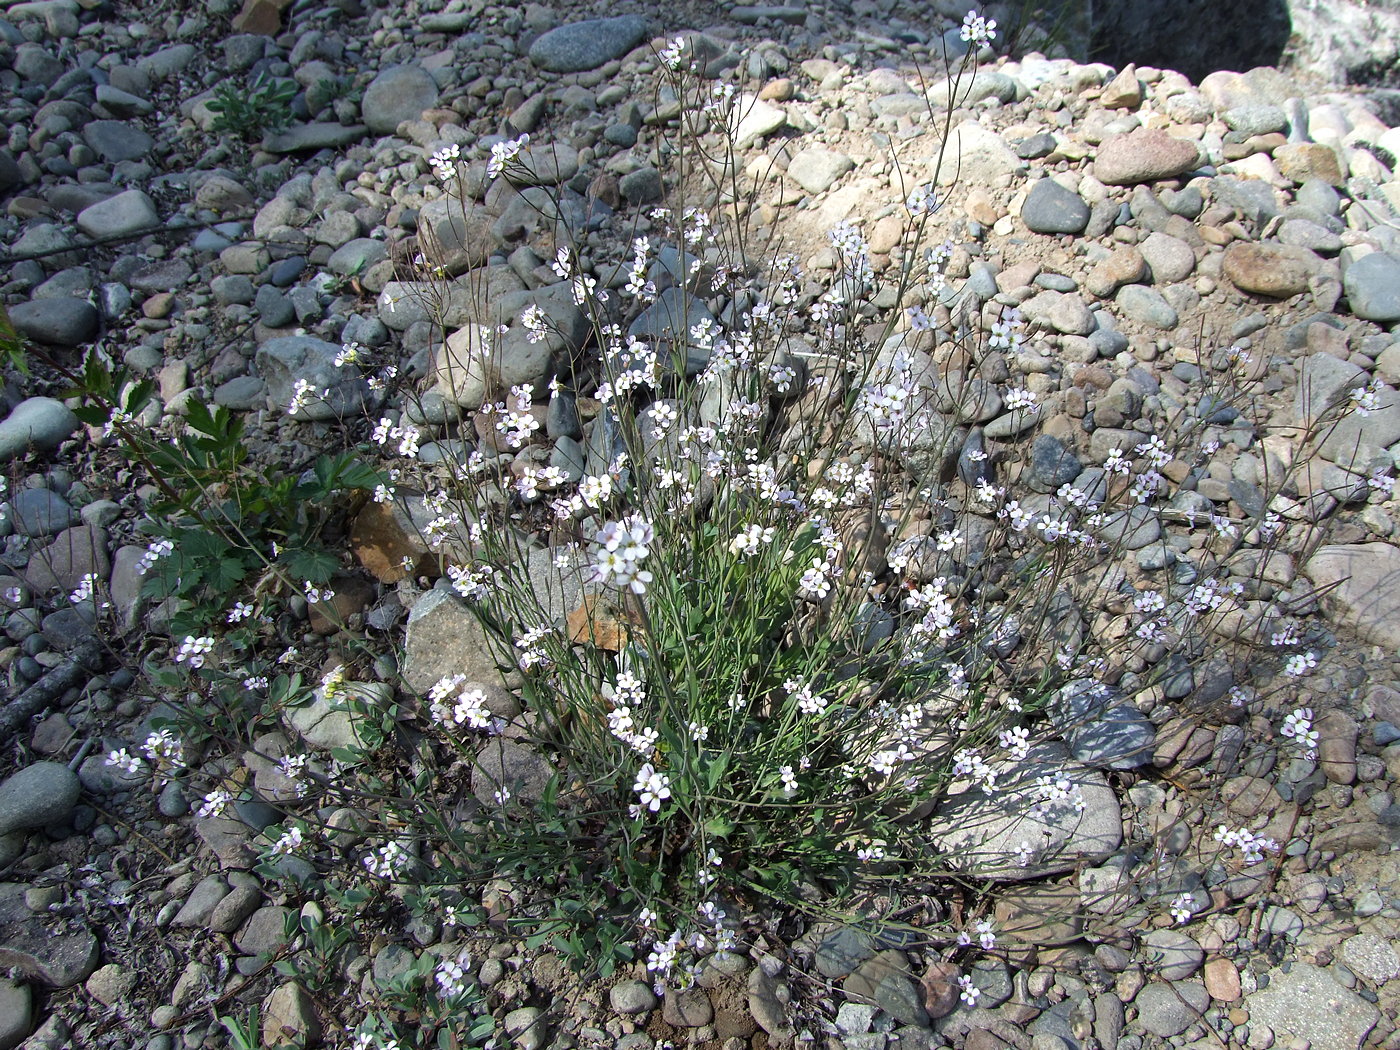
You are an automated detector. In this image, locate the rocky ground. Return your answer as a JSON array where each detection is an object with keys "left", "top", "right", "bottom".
[{"left": 3, "top": 0, "right": 1400, "bottom": 1048}]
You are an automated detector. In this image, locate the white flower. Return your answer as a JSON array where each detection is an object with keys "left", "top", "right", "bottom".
[
  {"left": 633, "top": 762, "right": 672, "bottom": 812},
  {"left": 959, "top": 10, "right": 997, "bottom": 44},
  {"left": 486, "top": 133, "right": 529, "bottom": 179}
]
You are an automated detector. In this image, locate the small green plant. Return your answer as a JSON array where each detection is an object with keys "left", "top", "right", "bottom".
[
  {"left": 217, "top": 1006, "right": 261, "bottom": 1050},
  {"left": 206, "top": 70, "right": 298, "bottom": 141}
]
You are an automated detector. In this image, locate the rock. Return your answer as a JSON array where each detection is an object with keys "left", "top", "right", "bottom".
[
  {"left": 1027, "top": 434, "right": 1081, "bottom": 492},
  {"left": 1203, "top": 957, "right": 1241, "bottom": 1001},
  {"left": 1139, "top": 232, "right": 1195, "bottom": 283},
  {"left": 1343, "top": 253, "right": 1400, "bottom": 323},
  {"left": 1094, "top": 128, "right": 1200, "bottom": 185},
  {"left": 362, "top": 64, "right": 439, "bottom": 136},
  {"left": 1140, "top": 930, "right": 1203, "bottom": 980},
  {"left": 1317, "top": 711, "right": 1359, "bottom": 784},
  {"left": 0, "top": 977, "right": 31, "bottom": 1050},
  {"left": 1086, "top": 246, "right": 1147, "bottom": 298},
  {"left": 1021, "top": 179, "right": 1090, "bottom": 234},
  {"left": 1304, "top": 544, "right": 1400, "bottom": 649},
  {"left": 748, "top": 966, "right": 796, "bottom": 1043},
  {"left": 286, "top": 682, "right": 376, "bottom": 752},
  {"left": 787, "top": 147, "right": 855, "bottom": 194},
  {"left": 172, "top": 875, "right": 231, "bottom": 928},
  {"left": 919, "top": 959, "right": 961, "bottom": 1019},
  {"left": 9, "top": 489, "right": 74, "bottom": 538},
  {"left": 937, "top": 120, "right": 1020, "bottom": 186},
  {"left": 403, "top": 589, "right": 509, "bottom": 694},
  {"left": 75, "top": 190, "right": 160, "bottom": 240},
  {"left": 25, "top": 524, "right": 111, "bottom": 595},
  {"left": 1101, "top": 63, "right": 1142, "bottom": 108},
  {"left": 503, "top": 142, "right": 580, "bottom": 187},
  {"left": 82, "top": 121, "right": 154, "bottom": 163},
  {"left": 1049, "top": 680, "right": 1155, "bottom": 769},
  {"left": 261, "top": 983, "right": 321, "bottom": 1047},
  {"left": 7, "top": 298, "right": 98, "bottom": 348},
  {"left": 527, "top": 16, "right": 649, "bottom": 74},
  {"left": 994, "top": 880, "right": 1083, "bottom": 947},
  {"left": 732, "top": 96, "right": 786, "bottom": 148},
  {"left": 85, "top": 963, "right": 136, "bottom": 1007},
  {"left": 1297, "top": 351, "right": 1367, "bottom": 426},
  {"left": 844, "top": 951, "right": 928, "bottom": 1027},
  {"left": 472, "top": 738, "right": 554, "bottom": 806},
  {"left": 610, "top": 980, "right": 657, "bottom": 1015},
  {"left": 1274, "top": 142, "right": 1344, "bottom": 186},
  {"left": 619, "top": 167, "right": 663, "bottom": 204},
  {"left": 1247, "top": 963, "right": 1379, "bottom": 1050},
  {"left": 0, "top": 762, "right": 81, "bottom": 837},
  {"left": 1222, "top": 243, "right": 1319, "bottom": 297},
  {"left": 255, "top": 335, "right": 372, "bottom": 422},
  {"left": 503, "top": 1005, "right": 548, "bottom": 1050},
  {"left": 1340, "top": 933, "right": 1400, "bottom": 985},
  {"left": 263, "top": 123, "right": 368, "bottom": 153},
  {"left": 662, "top": 987, "right": 713, "bottom": 1027},
  {"left": 925, "top": 741, "right": 1121, "bottom": 880},
  {"left": 1116, "top": 284, "right": 1178, "bottom": 329},
  {"left": 0, "top": 884, "right": 99, "bottom": 988},
  {"left": 1132, "top": 981, "right": 1208, "bottom": 1037}
]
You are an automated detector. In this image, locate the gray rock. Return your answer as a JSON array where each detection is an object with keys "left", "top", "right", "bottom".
[
  {"left": 255, "top": 336, "right": 372, "bottom": 421},
  {"left": 1139, "top": 232, "right": 1195, "bottom": 283},
  {"left": 25, "top": 524, "right": 110, "bottom": 595},
  {"left": 1223, "top": 103, "right": 1289, "bottom": 135},
  {"left": 609, "top": 980, "right": 657, "bottom": 1015},
  {"left": 139, "top": 43, "right": 195, "bottom": 79},
  {"left": 1028, "top": 434, "right": 1081, "bottom": 492},
  {"left": 7, "top": 298, "right": 98, "bottom": 347},
  {"left": 1344, "top": 252, "right": 1400, "bottom": 323},
  {"left": 1050, "top": 680, "right": 1156, "bottom": 769},
  {"left": 925, "top": 741, "right": 1121, "bottom": 880},
  {"left": 1140, "top": 929, "right": 1204, "bottom": 979},
  {"left": 843, "top": 951, "right": 927, "bottom": 1027},
  {"left": 503, "top": 1005, "right": 548, "bottom": 1050},
  {"left": 263, "top": 123, "right": 369, "bottom": 153},
  {"left": 402, "top": 589, "right": 509, "bottom": 694},
  {"left": 172, "top": 876, "right": 231, "bottom": 928},
  {"left": 82, "top": 121, "right": 154, "bottom": 163},
  {"left": 362, "top": 65, "right": 440, "bottom": 136},
  {"left": 255, "top": 285, "right": 295, "bottom": 327},
  {"left": 1297, "top": 351, "right": 1366, "bottom": 426},
  {"left": 628, "top": 287, "right": 717, "bottom": 377},
  {"left": 0, "top": 762, "right": 81, "bottom": 836},
  {"left": 619, "top": 166, "right": 663, "bottom": 204},
  {"left": 8, "top": 489, "right": 75, "bottom": 538},
  {"left": 787, "top": 147, "right": 855, "bottom": 194},
  {"left": 1247, "top": 962, "right": 1379, "bottom": 1050},
  {"left": 1304, "top": 544, "right": 1400, "bottom": 649},
  {"left": 286, "top": 682, "right": 378, "bottom": 752},
  {"left": 1116, "top": 284, "right": 1178, "bottom": 329},
  {"left": 527, "top": 16, "right": 649, "bottom": 73},
  {"left": 1132, "top": 981, "right": 1208, "bottom": 1037},
  {"left": 1279, "top": 218, "right": 1343, "bottom": 253},
  {"left": 732, "top": 97, "right": 786, "bottom": 148},
  {"left": 1022, "top": 178, "right": 1090, "bottom": 234},
  {"left": 0, "top": 977, "right": 32, "bottom": 1050},
  {"left": 1211, "top": 175, "right": 1283, "bottom": 224},
  {"left": 75, "top": 190, "right": 160, "bottom": 240}
]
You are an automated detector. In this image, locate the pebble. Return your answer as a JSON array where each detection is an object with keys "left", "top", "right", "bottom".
[
  {"left": 1021, "top": 178, "right": 1090, "bottom": 234},
  {"left": 362, "top": 64, "right": 440, "bottom": 135},
  {"left": 75, "top": 189, "right": 160, "bottom": 240},
  {"left": 1222, "top": 242, "right": 1318, "bottom": 297},
  {"left": 1343, "top": 252, "right": 1400, "bottom": 322},
  {"left": 1094, "top": 128, "right": 1201, "bottom": 185},
  {"left": 787, "top": 147, "right": 855, "bottom": 194},
  {"left": 8, "top": 298, "right": 98, "bottom": 347}
]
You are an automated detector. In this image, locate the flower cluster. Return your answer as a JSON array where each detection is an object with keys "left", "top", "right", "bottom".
[
  {"left": 1280, "top": 707, "right": 1320, "bottom": 758},
  {"left": 589, "top": 516, "right": 654, "bottom": 594},
  {"left": 1214, "top": 826, "right": 1278, "bottom": 865}
]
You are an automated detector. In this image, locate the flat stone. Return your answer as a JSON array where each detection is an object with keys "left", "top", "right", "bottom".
[
  {"left": 75, "top": 189, "right": 159, "bottom": 240},
  {"left": 1247, "top": 963, "right": 1379, "bottom": 1050},
  {"left": 82, "top": 120, "right": 153, "bottom": 163},
  {"left": 261, "top": 982, "right": 321, "bottom": 1046},
  {"left": 732, "top": 96, "right": 786, "bottom": 147},
  {"left": 1140, "top": 930, "right": 1203, "bottom": 980},
  {"left": 994, "top": 880, "right": 1083, "bottom": 946},
  {"left": 936, "top": 120, "right": 1020, "bottom": 186},
  {"left": 1203, "top": 957, "right": 1241, "bottom": 1001},
  {"left": 255, "top": 335, "right": 372, "bottom": 422},
  {"left": 528, "top": 16, "right": 649, "bottom": 74},
  {"left": 1133, "top": 981, "right": 1208, "bottom": 1037},
  {"left": 787, "top": 147, "right": 855, "bottom": 194},
  {"left": 1050, "top": 680, "right": 1156, "bottom": 769},
  {"left": 8, "top": 489, "right": 75, "bottom": 537},
  {"left": 1139, "top": 231, "right": 1195, "bottom": 283},
  {"left": 1304, "top": 544, "right": 1400, "bottom": 649},
  {"left": 1341, "top": 933, "right": 1400, "bottom": 984},
  {"left": 844, "top": 951, "right": 928, "bottom": 1027},
  {"left": 1116, "top": 284, "right": 1178, "bottom": 329},
  {"left": 1094, "top": 128, "right": 1200, "bottom": 185},
  {"left": 1222, "top": 242, "right": 1319, "bottom": 297},
  {"left": 8, "top": 298, "right": 98, "bottom": 347},
  {"left": 263, "top": 123, "right": 368, "bottom": 153},
  {"left": 0, "top": 977, "right": 32, "bottom": 1050},
  {"left": 925, "top": 741, "right": 1121, "bottom": 880},
  {"left": 0, "top": 884, "right": 99, "bottom": 988}
]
